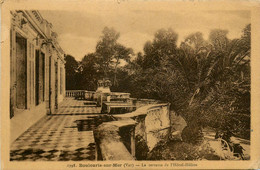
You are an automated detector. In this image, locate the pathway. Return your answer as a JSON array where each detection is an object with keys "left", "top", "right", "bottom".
[
  {"left": 203, "top": 128, "right": 250, "bottom": 160},
  {"left": 10, "top": 98, "right": 101, "bottom": 161}
]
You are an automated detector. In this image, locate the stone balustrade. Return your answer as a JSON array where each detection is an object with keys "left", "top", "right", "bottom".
[
  {"left": 65, "top": 90, "right": 171, "bottom": 160},
  {"left": 65, "top": 90, "right": 83, "bottom": 97},
  {"left": 94, "top": 119, "right": 136, "bottom": 160},
  {"left": 115, "top": 103, "right": 171, "bottom": 151},
  {"left": 66, "top": 90, "right": 131, "bottom": 101},
  {"left": 65, "top": 90, "right": 88, "bottom": 99},
  {"left": 94, "top": 103, "right": 171, "bottom": 160}
]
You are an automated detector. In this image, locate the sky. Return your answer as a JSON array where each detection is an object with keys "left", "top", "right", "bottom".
[{"left": 40, "top": 9, "right": 250, "bottom": 61}]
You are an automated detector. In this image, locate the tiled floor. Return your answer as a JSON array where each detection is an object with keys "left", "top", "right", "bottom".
[
  {"left": 55, "top": 98, "right": 101, "bottom": 115},
  {"left": 10, "top": 98, "right": 102, "bottom": 161}
]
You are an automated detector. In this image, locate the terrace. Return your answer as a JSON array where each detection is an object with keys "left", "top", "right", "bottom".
[{"left": 10, "top": 90, "right": 171, "bottom": 161}]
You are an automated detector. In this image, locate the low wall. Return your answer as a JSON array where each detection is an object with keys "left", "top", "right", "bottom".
[
  {"left": 65, "top": 90, "right": 160, "bottom": 108},
  {"left": 65, "top": 90, "right": 84, "bottom": 97},
  {"left": 94, "top": 119, "right": 136, "bottom": 160},
  {"left": 115, "top": 103, "right": 171, "bottom": 151},
  {"left": 94, "top": 103, "right": 171, "bottom": 160},
  {"left": 134, "top": 99, "right": 160, "bottom": 109}
]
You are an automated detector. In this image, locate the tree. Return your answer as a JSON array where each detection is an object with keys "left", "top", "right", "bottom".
[
  {"left": 127, "top": 24, "right": 251, "bottom": 141},
  {"left": 176, "top": 26, "right": 251, "bottom": 140},
  {"left": 65, "top": 54, "right": 79, "bottom": 90},
  {"left": 95, "top": 27, "right": 133, "bottom": 86},
  {"left": 96, "top": 27, "right": 120, "bottom": 77},
  {"left": 142, "top": 28, "right": 178, "bottom": 69},
  {"left": 112, "top": 44, "right": 133, "bottom": 87},
  {"left": 78, "top": 53, "right": 101, "bottom": 90}
]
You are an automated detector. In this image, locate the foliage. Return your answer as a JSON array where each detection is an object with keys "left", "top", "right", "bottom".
[
  {"left": 181, "top": 123, "right": 204, "bottom": 144},
  {"left": 95, "top": 27, "right": 133, "bottom": 86},
  {"left": 75, "top": 53, "right": 100, "bottom": 90},
  {"left": 142, "top": 28, "right": 178, "bottom": 69},
  {"left": 127, "top": 24, "right": 251, "bottom": 140},
  {"left": 147, "top": 140, "right": 220, "bottom": 160},
  {"left": 65, "top": 27, "right": 133, "bottom": 90},
  {"left": 65, "top": 24, "right": 250, "bottom": 140},
  {"left": 64, "top": 54, "right": 79, "bottom": 90},
  {"left": 135, "top": 135, "right": 149, "bottom": 160}
]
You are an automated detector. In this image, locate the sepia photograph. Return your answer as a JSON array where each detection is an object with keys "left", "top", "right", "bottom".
[{"left": 1, "top": 0, "right": 260, "bottom": 169}]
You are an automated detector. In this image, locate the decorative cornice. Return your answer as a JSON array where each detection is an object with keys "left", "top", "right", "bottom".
[
  {"left": 11, "top": 10, "right": 65, "bottom": 63},
  {"left": 31, "top": 10, "right": 44, "bottom": 24}
]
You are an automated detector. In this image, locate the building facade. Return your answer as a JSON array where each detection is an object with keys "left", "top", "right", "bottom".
[{"left": 10, "top": 10, "right": 66, "bottom": 143}]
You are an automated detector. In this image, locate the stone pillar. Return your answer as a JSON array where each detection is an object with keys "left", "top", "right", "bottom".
[
  {"left": 49, "top": 54, "right": 56, "bottom": 114},
  {"left": 16, "top": 35, "right": 27, "bottom": 109},
  {"left": 55, "top": 60, "right": 58, "bottom": 109},
  {"left": 26, "top": 39, "right": 31, "bottom": 109},
  {"left": 26, "top": 39, "right": 36, "bottom": 109},
  {"left": 57, "top": 59, "right": 60, "bottom": 101},
  {"left": 130, "top": 127, "right": 136, "bottom": 157},
  {"left": 63, "top": 64, "right": 66, "bottom": 97},
  {"left": 10, "top": 27, "right": 17, "bottom": 118},
  {"left": 45, "top": 45, "right": 50, "bottom": 112}
]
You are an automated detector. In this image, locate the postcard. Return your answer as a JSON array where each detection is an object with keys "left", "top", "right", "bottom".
[{"left": 1, "top": 0, "right": 260, "bottom": 169}]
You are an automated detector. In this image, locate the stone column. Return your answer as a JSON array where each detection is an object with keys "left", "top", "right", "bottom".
[
  {"left": 10, "top": 27, "right": 17, "bottom": 118},
  {"left": 57, "top": 58, "right": 61, "bottom": 101},
  {"left": 63, "top": 64, "right": 66, "bottom": 97},
  {"left": 130, "top": 127, "right": 136, "bottom": 157},
  {"left": 45, "top": 45, "right": 50, "bottom": 112}
]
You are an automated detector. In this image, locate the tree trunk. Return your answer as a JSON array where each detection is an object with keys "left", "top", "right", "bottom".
[
  {"left": 181, "top": 120, "right": 204, "bottom": 145},
  {"left": 113, "top": 60, "right": 119, "bottom": 87}
]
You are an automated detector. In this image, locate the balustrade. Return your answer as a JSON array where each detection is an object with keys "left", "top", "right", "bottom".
[
  {"left": 93, "top": 103, "right": 171, "bottom": 160},
  {"left": 65, "top": 90, "right": 84, "bottom": 98}
]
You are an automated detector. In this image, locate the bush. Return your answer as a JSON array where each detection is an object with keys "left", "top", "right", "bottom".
[
  {"left": 135, "top": 135, "right": 149, "bottom": 160},
  {"left": 147, "top": 139, "right": 220, "bottom": 160},
  {"left": 181, "top": 124, "right": 204, "bottom": 145}
]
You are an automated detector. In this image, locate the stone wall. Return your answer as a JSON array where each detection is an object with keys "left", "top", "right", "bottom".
[
  {"left": 94, "top": 103, "right": 171, "bottom": 160},
  {"left": 115, "top": 104, "right": 171, "bottom": 150},
  {"left": 94, "top": 119, "right": 136, "bottom": 160}
]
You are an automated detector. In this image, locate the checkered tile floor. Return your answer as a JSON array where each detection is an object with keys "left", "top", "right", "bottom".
[
  {"left": 56, "top": 98, "right": 101, "bottom": 115},
  {"left": 10, "top": 98, "right": 102, "bottom": 161}
]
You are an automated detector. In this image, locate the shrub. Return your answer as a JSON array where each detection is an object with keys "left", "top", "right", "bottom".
[{"left": 147, "top": 139, "right": 220, "bottom": 160}]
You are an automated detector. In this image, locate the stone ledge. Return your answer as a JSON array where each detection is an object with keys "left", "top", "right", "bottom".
[
  {"left": 94, "top": 103, "right": 171, "bottom": 160},
  {"left": 94, "top": 119, "right": 136, "bottom": 160},
  {"left": 114, "top": 103, "right": 169, "bottom": 119}
]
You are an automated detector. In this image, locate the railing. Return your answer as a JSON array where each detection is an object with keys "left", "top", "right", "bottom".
[
  {"left": 66, "top": 90, "right": 130, "bottom": 100},
  {"left": 65, "top": 90, "right": 84, "bottom": 97}
]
